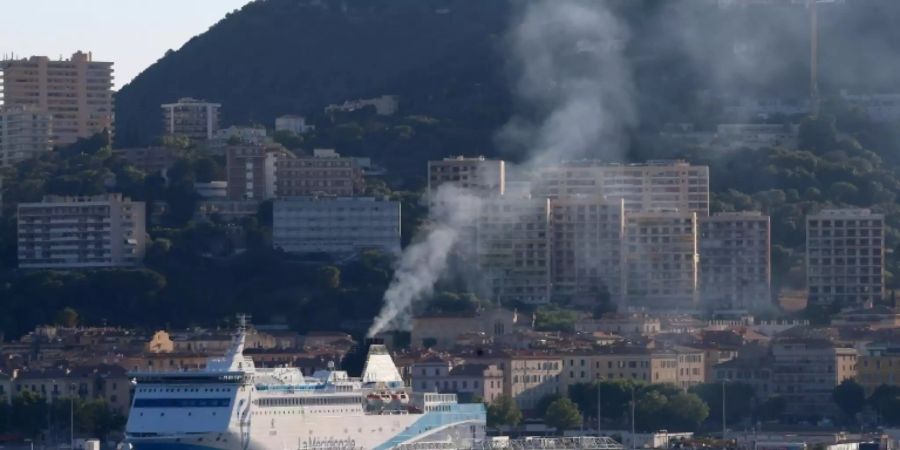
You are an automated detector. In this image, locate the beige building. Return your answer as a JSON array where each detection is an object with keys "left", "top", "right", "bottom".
[
  {"left": 410, "top": 309, "right": 518, "bottom": 350},
  {"left": 275, "top": 149, "right": 364, "bottom": 197},
  {"left": 535, "top": 160, "right": 710, "bottom": 215},
  {"left": 699, "top": 212, "right": 772, "bottom": 311},
  {"left": 225, "top": 143, "right": 287, "bottom": 200},
  {"left": 624, "top": 210, "right": 699, "bottom": 310},
  {"left": 0, "top": 51, "right": 114, "bottom": 146},
  {"left": 161, "top": 97, "right": 221, "bottom": 142},
  {"left": 17, "top": 194, "right": 147, "bottom": 269},
  {"left": 113, "top": 146, "right": 179, "bottom": 175},
  {"left": 476, "top": 196, "right": 552, "bottom": 305},
  {"left": 857, "top": 345, "right": 900, "bottom": 395},
  {"left": 501, "top": 355, "right": 563, "bottom": 411},
  {"left": 13, "top": 365, "right": 132, "bottom": 415},
  {"left": 550, "top": 196, "right": 625, "bottom": 305},
  {"left": 673, "top": 346, "right": 706, "bottom": 389},
  {"left": 559, "top": 348, "right": 679, "bottom": 393},
  {"left": 0, "top": 105, "right": 53, "bottom": 167},
  {"left": 427, "top": 156, "right": 505, "bottom": 199},
  {"left": 771, "top": 338, "right": 857, "bottom": 418},
  {"left": 574, "top": 313, "right": 662, "bottom": 337},
  {"left": 806, "top": 209, "right": 885, "bottom": 308}
]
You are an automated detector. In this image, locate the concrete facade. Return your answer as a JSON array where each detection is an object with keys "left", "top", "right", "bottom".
[
  {"left": 427, "top": 156, "right": 505, "bottom": 199},
  {"left": 806, "top": 209, "right": 885, "bottom": 308},
  {"left": 699, "top": 212, "right": 772, "bottom": 311},
  {"left": 0, "top": 51, "right": 114, "bottom": 146},
  {"left": 17, "top": 194, "right": 147, "bottom": 269},
  {"left": 623, "top": 210, "right": 699, "bottom": 310},
  {"left": 273, "top": 196, "right": 401, "bottom": 256},
  {"left": 276, "top": 149, "right": 364, "bottom": 198},
  {"left": 535, "top": 160, "right": 710, "bottom": 215},
  {"left": 0, "top": 105, "right": 52, "bottom": 167},
  {"left": 161, "top": 97, "right": 221, "bottom": 141}
]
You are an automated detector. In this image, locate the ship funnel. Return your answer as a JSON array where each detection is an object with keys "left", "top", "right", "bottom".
[{"left": 361, "top": 344, "right": 402, "bottom": 383}]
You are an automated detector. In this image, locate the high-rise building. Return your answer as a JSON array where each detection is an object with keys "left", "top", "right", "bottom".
[
  {"left": 476, "top": 196, "right": 552, "bottom": 305},
  {"left": 276, "top": 149, "right": 364, "bottom": 198},
  {"left": 699, "top": 212, "right": 772, "bottom": 311},
  {"left": 225, "top": 144, "right": 289, "bottom": 200},
  {"left": 428, "top": 156, "right": 505, "bottom": 199},
  {"left": 0, "top": 105, "right": 52, "bottom": 167},
  {"left": 806, "top": 209, "right": 885, "bottom": 308},
  {"left": 17, "top": 194, "right": 146, "bottom": 269},
  {"left": 534, "top": 160, "right": 710, "bottom": 215},
  {"left": 771, "top": 338, "right": 857, "bottom": 418},
  {"left": 550, "top": 196, "right": 625, "bottom": 305},
  {"left": 0, "top": 51, "right": 114, "bottom": 146},
  {"left": 273, "top": 196, "right": 401, "bottom": 256},
  {"left": 623, "top": 210, "right": 699, "bottom": 310},
  {"left": 161, "top": 98, "right": 221, "bottom": 142}
]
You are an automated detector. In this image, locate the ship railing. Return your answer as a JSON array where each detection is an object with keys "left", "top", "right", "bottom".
[
  {"left": 473, "top": 437, "right": 625, "bottom": 450},
  {"left": 393, "top": 441, "right": 457, "bottom": 450}
]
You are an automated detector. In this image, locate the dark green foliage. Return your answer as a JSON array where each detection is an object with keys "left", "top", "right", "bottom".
[
  {"left": 487, "top": 395, "right": 523, "bottom": 428},
  {"left": 832, "top": 379, "right": 866, "bottom": 420},
  {"left": 544, "top": 397, "right": 583, "bottom": 431},
  {"left": 534, "top": 306, "right": 579, "bottom": 332},
  {"left": 755, "top": 396, "right": 787, "bottom": 422},
  {"left": 868, "top": 384, "right": 900, "bottom": 425},
  {"left": 689, "top": 382, "right": 756, "bottom": 426}
]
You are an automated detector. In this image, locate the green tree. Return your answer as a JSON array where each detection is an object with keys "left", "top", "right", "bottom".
[
  {"left": 10, "top": 391, "right": 48, "bottom": 439},
  {"left": 77, "top": 399, "right": 126, "bottom": 441},
  {"left": 544, "top": 397, "right": 583, "bottom": 432},
  {"left": 316, "top": 266, "right": 341, "bottom": 290},
  {"left": 534, "top": 306, "right": 579, "bottom": 332},
  {"left": 535, "top": 393, "right": 564, "bottom": 417},
  {"left": 487, "top": 395, "right": 522, "bottom": 428},
  {"left": 755, "top": 396, "right": 787, "bottom": 421},
  {"left": 868, "top": 384, "right": 900, "bottom": 425},
  {"left": 832, "top": 379, "right": 866, "bottom": 421},
  {"left": 689, "top": 382, "right": 755, "bottom": 426}
]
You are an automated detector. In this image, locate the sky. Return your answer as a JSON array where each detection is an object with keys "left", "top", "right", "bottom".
[{"left": 1, "top": 0, "right": 254, "bottom": 90}]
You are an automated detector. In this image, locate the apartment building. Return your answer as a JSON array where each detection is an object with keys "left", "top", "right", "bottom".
[
  {"left": 17, "top": 194, "right": 147, "bottom": 269},
  {"left": 225, "top": 144, "right": 289, "bottom": 200},
  {"left": 535, "top": 160, "right": 710, "bottom": 215},
  {"left": 699, "top": 212, "right": 772, "bottom": 311},
  {"left": 673, "top": 346, "right": 706, "bottom": 389},
  {"left": 161, "top": 97, "right": 221, "bottom": 141},
  {"left": 427, "top": 156, "right": 505, "bottom": 201},
  {"left": 410, "top": 309, "right": 518, "bottom": 350},
  {"left": 476, "top": 196, "right": 552, "bottom": 305},
  {"left": 0, "top": 51, "right": 114, "bottom": 146},
  {"left": 771, "top": 338, "right": 857, "bottom": 418},
  {"left": 501, "top": 355, "right": 563, "bottom": 411},
  {"left": 276, "top": 149, "right": 364, "bottom": 197},
  {"left": 806, "top": 209, "right": 885, "bottom": 308},
  {"left": 273, "top": 196, "right": 401, "bottom": 256},
  {"left": 623, "top": 210, "right": 699, "bottom": 311},
  {"left": 410, "top": 359, "right": 504, "bottom": 403},
  {"left": 550, "top": 196, "right": 625, "bottom": 305},
  {"left": 857, "top": 345, "right": 900, "bottom": 395},
  {"left": 0, "top": 105, "right": 52, "bottom": 167},
  {"left": 13, "top": 365, "right": 132, "bottom": 415},
  {"left": 559, "top": 348, "right": 679, "bottom": 393}
]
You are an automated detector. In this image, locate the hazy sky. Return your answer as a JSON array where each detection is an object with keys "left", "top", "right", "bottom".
[{"left": 1, "top": 0, "right": 254, "bottom": 90}]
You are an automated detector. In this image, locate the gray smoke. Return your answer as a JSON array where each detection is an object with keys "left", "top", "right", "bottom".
[
  {"left": 497, "top": 0, "right": 636, "bottom": 167},
  {"left": 367, "top": 0, "right": 636, "bottom": 337},
  {"left": 368, "top": 185, "right": 482, "bottom": 337}
]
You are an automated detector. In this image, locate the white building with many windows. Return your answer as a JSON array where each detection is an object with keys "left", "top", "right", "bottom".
[
  {"left": 699, "top": 212, "right": 772, "bottom": 311},
  {"left": 273, "top": 197, "right": 401, "bottom": 256},
  {"left": 17, "top": 194, "right": 147, "bottom": 269}
]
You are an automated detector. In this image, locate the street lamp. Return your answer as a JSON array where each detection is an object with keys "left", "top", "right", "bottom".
[{"left": 630, "top": 385, "right": 636, "bottom": 450}]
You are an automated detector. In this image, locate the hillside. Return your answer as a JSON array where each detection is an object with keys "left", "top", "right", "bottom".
[{"left": 114, "top": 0, "right": 512, "bottom": 147}]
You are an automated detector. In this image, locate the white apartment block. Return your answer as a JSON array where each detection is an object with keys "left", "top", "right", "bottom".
[
  {"left": 807, "top": 209, "right": 885, "bottom": 308},
  {"left": 273, "top": 197, "right": 401, "bottom": 256},
  {"left": 427, "top": 156, "right": 505, "bottom": 199},
  {"left": 17, "top": 194, "right": 147, "bottom": 269},
  {"left": 475, "top": 196, "right": 551, "bottom": 305},
  {"left": 0, "top": 51, "right": 114, "bottom": 146},
  {"left": 161, "top": 98, "right": 221, "bottom": 141},
  {"left": 624, "top": 210, "right": 699, "bottom": 311},
  {"left": 0, "top": 105, "right": 52, "bottom": 167},
  {"left": 699, "top": 212, "right": 772, "bottom": 311},
  {"left": 535, "top": 160, "right": 710, "bottom": 215},
  {"left": 550, "top": 196, "right": 625, "bottom": 305}
]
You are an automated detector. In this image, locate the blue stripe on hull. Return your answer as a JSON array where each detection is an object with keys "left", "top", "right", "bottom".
[{"left": 130, "top": 444, "right": 222, "bottom": 450}]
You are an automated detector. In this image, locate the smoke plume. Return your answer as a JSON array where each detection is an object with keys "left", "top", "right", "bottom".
[
  {"left": 368, "top": 185, "right": 482, "bottom": 337},
  {"left": 367, "top": 0, "right": 635, "bottom": 337}
]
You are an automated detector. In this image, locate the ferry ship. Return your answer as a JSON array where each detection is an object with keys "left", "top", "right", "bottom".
[{"left": 122, "top": 319, "right": 485, "bottom": 450}]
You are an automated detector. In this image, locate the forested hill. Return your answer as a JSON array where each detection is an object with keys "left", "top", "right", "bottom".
[
  {"left": 114, "top": 0, "right": 512, "bottom": 147},
  {"left": 116, "top": 0, "right": 900, "bottom": 150}
]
